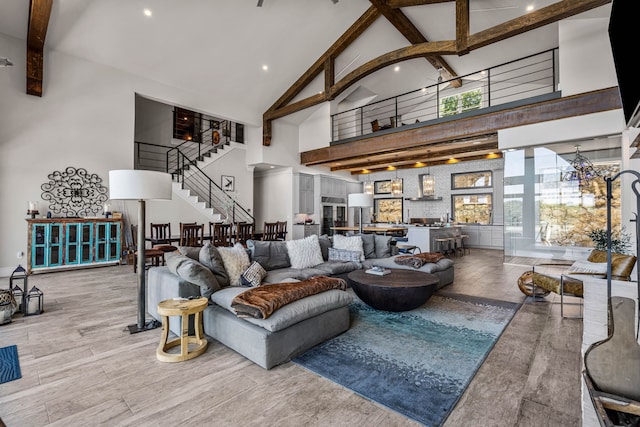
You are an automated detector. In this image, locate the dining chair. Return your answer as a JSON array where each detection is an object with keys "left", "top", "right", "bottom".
[
  {"left": 131, "top": 224, "right": 165, "bottom": 273},
  {"left": 276, "top": 220, "right": 287, "bottom": 241},
  {"left": 235, "top": 222, "right": 254, "bottom": 247},
  {"left": 179, "top": 222, "right": 205, "bottom": 247},
  {"left": 150, "top": 223, "right": 178, "bottom": 253},
  {"left": 210, "top": 222, "right": 233, "bottom": 247},
  {"left": 262, "top": 222, "right": 279, "bottom": 241}
]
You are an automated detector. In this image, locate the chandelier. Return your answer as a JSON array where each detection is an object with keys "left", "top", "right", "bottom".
[
  {"left": 391, "top": 168, "right": 403, "bottom": 196},
  {"left": 562, "top": 145, "right": 599, "bottom": 190}
]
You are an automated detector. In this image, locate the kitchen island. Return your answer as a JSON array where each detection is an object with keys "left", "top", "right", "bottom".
[{"left": 404, "top": 225, "right": 462, "bottom": 253}]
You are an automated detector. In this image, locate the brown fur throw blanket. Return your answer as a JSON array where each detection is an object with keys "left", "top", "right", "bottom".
[
  {"left": 231, "top": 276, "right": 347, "bottom": 319},
  {"left": 394, "top": 252, "right": 446, "bottom": 269}
]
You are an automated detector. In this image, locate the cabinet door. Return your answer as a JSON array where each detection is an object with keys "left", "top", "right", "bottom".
[
  {"left": 48, "top": 224, "right": 63, "bottom": 267},
  {"left": 95, "top": 223, "right": 109, "bottom": 262},
  {"left": 66, "top": 223, "right": 80, "bottom": 265},
  {"left": 31, "top": 224, "right": 48, "bottom": 268},
  {"left": 79, "top": 223, "right": 93, "bottom": 263},
  {"left": 107, "top": 222, "right": 121, "bottom": 261}
]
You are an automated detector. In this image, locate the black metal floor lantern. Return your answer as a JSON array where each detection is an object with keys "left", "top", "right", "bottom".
[{"left": 9, "top": 265, "right": 27, "bottom": 314}]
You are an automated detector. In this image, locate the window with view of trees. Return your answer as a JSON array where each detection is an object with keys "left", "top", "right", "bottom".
[{"left": 440, "top": 89, "right": 482, "bottom": 117}]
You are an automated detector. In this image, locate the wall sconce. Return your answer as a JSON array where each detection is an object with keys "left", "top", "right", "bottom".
[
  {"left": 9, "top": 265, "right": 27, "bottom": 313},
  {"left": 24, "top": 286, "right": 44, "bottom": 316},
  {"left": 27, "top": 201, "right": 39, "bottom": 219}
]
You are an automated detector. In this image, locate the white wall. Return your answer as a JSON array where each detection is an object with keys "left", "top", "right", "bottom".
[
  {"left": 253, "top": 168, "right": 293, "bottom": 233},
  {"left": 299, "top": 103, "right": 331, "bottom": 152},
  {"left": 0, "top": 33, "right": 254, "bottom": 275}
]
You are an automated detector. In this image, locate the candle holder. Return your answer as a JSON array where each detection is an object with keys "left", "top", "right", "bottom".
[{"left": 27, "top": 201, "right": 39, "bottom": 219}]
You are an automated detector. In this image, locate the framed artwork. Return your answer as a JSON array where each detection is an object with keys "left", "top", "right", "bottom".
[
  {"left": 221, "top": 175, "right": 235, "bottom": 192},
  {"left": 374, "top": 198, "right": 403, "bottom": 223},
  {"left": 451, "top": 171, "right": 492, "bottom": 189},
  {"left": 374, "top": 180, "right": 392, "bottom": 194},
  {"left": 452, "top": 193, "right": 493, "bottom": 224}
]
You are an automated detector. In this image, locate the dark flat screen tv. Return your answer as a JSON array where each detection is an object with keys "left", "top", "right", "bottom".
[{"left": 609, "top": 0, "right": 640, "bottom": 126}]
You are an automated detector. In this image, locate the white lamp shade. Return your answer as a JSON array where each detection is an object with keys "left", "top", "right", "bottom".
[
  {"left": 109, "top": 170, "right": 172, "bottom": 200},
  {"left": 348, "top": 193, "right": 373, "bottom": 208}
]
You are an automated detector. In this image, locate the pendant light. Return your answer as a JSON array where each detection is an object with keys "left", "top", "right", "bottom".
[
  {"left": 391, "top": 167, "right": 403, "bottom": 196},
  {"left": 422, "top": 151, "right": 436, "bottom": 197},
  {"left": 363, "top": 180, "right": 374, "bottom": 195},
  {"left": 561, "top": 145, "right": 599, "bottom": 191}
]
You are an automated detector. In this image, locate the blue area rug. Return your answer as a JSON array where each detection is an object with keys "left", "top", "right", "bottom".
[
  {"left": 0, "top": 345, "right": 22, "bottom": 384},
  {"left": 293, "top": 292, "right": 520, "bottom": 426}
]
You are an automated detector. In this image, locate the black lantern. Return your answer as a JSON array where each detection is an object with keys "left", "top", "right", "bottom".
[
  {"left": 9, "top": 265, "right": 27, "bottom": 314},
  {"left": 24, "top": 286, "right": 43, "bottom": 316}
]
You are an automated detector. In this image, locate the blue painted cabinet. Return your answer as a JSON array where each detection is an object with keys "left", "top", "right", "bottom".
[{"left": 27, "top": 218, "right": 123, "bottom": 273}]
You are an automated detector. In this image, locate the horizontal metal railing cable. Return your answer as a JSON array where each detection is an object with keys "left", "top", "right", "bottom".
[{"left": 331, "top": 48, "right": 557, "bottom": 142}]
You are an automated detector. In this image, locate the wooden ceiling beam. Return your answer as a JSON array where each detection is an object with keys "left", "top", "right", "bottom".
[
  {"left": 387, "top": 0, "right": 452, "bottom": 8},
  {"left": 300, "top": 87, "right": 621, "bottom": 166},
  {"left": 468, "top": 0, "right": 612, "bottom": 51},
  {"left": 26, "top": 0, "right": 52, "bottom": 97},
  {"left": 351, "top": 152, "right": 502, "bottom": 174},
  {"left": 262, "top": 6, "right": 381, "bottom": 145},
  {"left": 455, "top": 0, "right": 469, "bottom": 55},
  {"left": 368, "top": 0, "right": 459, "bottom": 83}
]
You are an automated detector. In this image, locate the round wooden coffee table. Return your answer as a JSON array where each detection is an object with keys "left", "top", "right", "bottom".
[{"left": 347, "top": 269, "right": 439, "bottom": 312}]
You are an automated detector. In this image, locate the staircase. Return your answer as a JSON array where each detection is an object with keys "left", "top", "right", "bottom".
[{"left": 135, "top": 140, "right": 254, "bottom": 224}]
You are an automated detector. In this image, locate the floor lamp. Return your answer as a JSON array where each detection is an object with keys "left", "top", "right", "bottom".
[
  {"left": 109, "top": 170, "right": 172, "bottom": 334},
  {"left": 348, "top": 193, "right": 373, "bottom": 234}
]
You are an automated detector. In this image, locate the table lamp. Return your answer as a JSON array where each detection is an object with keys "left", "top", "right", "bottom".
[
  {"left": 109, "top": 170, "right": 172, "bottom": 334},
  {"left": 348, "top": 193, "right": 373, "bottom": 234}
]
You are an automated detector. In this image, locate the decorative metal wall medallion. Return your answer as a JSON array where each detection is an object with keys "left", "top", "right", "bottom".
[{"left": 41, "top": 167, "right": 109, "bottom": 217}]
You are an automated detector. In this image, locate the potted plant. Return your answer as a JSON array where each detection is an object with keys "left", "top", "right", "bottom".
[{"left": 587, "top": 226, "right": 632, "bottom": 254}]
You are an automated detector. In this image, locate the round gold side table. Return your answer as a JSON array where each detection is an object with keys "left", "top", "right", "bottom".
[{"left": 156, "top": 297, "right": 208, "bottom": 362}]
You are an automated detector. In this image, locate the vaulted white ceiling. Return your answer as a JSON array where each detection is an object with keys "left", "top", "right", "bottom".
[{"left": 0, "top": 0, "right": 611, "bottom": 126}]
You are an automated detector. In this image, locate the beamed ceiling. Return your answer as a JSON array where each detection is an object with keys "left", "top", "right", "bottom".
[{"left": 261, "top": 0, "right": 614, "bottom": 174}]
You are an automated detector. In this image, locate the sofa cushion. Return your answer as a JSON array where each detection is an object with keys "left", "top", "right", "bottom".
[
  {"left": 241, "top": 261, "right": 268, "bottom": 287},
  {"left": 328, "top": 247, "right": 361, "bottom": 262},
  {"left": 374, "top": 235, "right": 393, "bottom": 258},
  {"left": 332, "top": 234, "right": 364, "bottom": 260},
  {"left": 210, "top": 286, "right": 352, "bottom": 332},
  {"left": 315, "top": 260, "right": 361, "bottom": 275},
  {"left": 217, "top": 243, "right": 251, "bottom": 287},
  {"left": 177, "top": 246, "right": 201, "bottom": 260},
  {"left": 246, "top": 239, "right": 291, "bottom": 270},
  {"left": 358, "top": 234, "right": 376, "bottom": 259},
  {"left": 166, "top": 252, "right": 220, "bottom": 298},
  {"left": 199, "top": 242, "right": 230, "bottom": 288},
  {"left": 286, "top": 235, "right": 324, "bottom": 269},
  {"left": 318, "top": 235, "right": 332, "bottom": 261}
]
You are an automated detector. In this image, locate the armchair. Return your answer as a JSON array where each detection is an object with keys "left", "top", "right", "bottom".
[{"left": 517, "top": 250, "right": 637, "bottom": 316}]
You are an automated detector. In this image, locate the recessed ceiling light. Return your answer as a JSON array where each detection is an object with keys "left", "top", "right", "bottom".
[
  {"left": 143, "top": 8, "right": 152, "bottom": 17},
  {"left": 526, "top": 4, "right": 534, "bottom": 12},
  {"left": 262, "top": 65, "right": 269, "bottom": 71},
  {"left": 269, "top": 165, "right": 275, "bottom": 169},
  {"left": 421, "top": 88, "right": 427, "bottom": 93},
  {"left": 394, "top": 66, "right": 400, "bottom": 72}
]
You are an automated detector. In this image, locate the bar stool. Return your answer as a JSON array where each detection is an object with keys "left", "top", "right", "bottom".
[
  {"left": 434, "top": 237, "right": 450, "bottom": 256},
  {"left": 461, "top": 234, "right": 471, "bottom": 255}
]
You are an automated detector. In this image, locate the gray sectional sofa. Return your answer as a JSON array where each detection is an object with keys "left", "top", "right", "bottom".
[{"left": 147, "top": 233, "right": 454, "bottom": 369}]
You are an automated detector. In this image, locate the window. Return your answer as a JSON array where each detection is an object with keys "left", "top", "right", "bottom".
[
  {"left": 440, "top": 88, "right": 482, "bottom": 117},
  {"left": 452, "top": 194, "right": 492, "bottom": 224},
  {"left": 452, "top": 171, "right": 492, "bottom": 189},
  {"left": 374, "top": 198, "right": 403, "bottom": 223}
]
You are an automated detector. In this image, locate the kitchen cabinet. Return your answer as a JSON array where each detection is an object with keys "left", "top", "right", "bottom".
[
  {"left": 460, "top": 225, "right": 503, "bottom": 249},
  {"left": 295, "top": 173, "right": 315, "bottom": 214},
  {"left": 292, "top": 224, "right": 320, "bottom": 240}
]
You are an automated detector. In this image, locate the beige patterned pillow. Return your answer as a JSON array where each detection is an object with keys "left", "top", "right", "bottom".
[{"left": 217, "top": 243, "right": 251, "bottom": 287}]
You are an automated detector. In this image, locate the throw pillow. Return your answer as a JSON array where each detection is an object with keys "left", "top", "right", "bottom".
[
  {"left": 177, "top": 245, "right": 201, "bottom": 260},
  {"left": 328, "top": 247, "right": 362, "bottom": 262},
  {"left": 286, "top": 234, "right": 324, "bottom": 269},
  {"left": 240, "top": 261, "right": 268, "bottom": 287},
  {"left": 374, "top": 235, "right": 393, "bottom": 258},
  {"left": 166, "top": 252, "right": 220, "bottom": 298},
  {"left": 358, "top": 233, "right": 376, "bottom": 259},
  {"left": 217, "top": 243, "right": 251, "bottom": 287},
  {"left": 199, "top": 242, "right": 230, "bottom": 287},
  {"left": 317, "top": 234, "right": 332, "bottom": 261},
  {"left": 246, "top": 239, "right": 291, "bottom": 270},
  {"left": 333, "top": 234, "right": 364, "bottom": 261}
]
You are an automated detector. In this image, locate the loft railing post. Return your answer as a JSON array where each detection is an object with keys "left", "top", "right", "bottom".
[
  {"left": 360, "top": 107, "right": 363, "bottom": 136},
  {"left": 394, "top": 97, "right": 398, "bottom": 127},
  {"left": 436, "top": 83, "right": 440, "bottom": 119},
  {"left": 209, "top": 179, "right": 212, "bottom": 210},
  {"left": 552, "top": 48, "right": 557, "bottom": 92},
  {"left": 487, "top": 68, "right": 491, "bottom": 108}
]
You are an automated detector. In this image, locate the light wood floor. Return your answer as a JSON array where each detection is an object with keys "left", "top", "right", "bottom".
[{"left": 0, "top": 249, "right": 582, "bottom": 426}]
